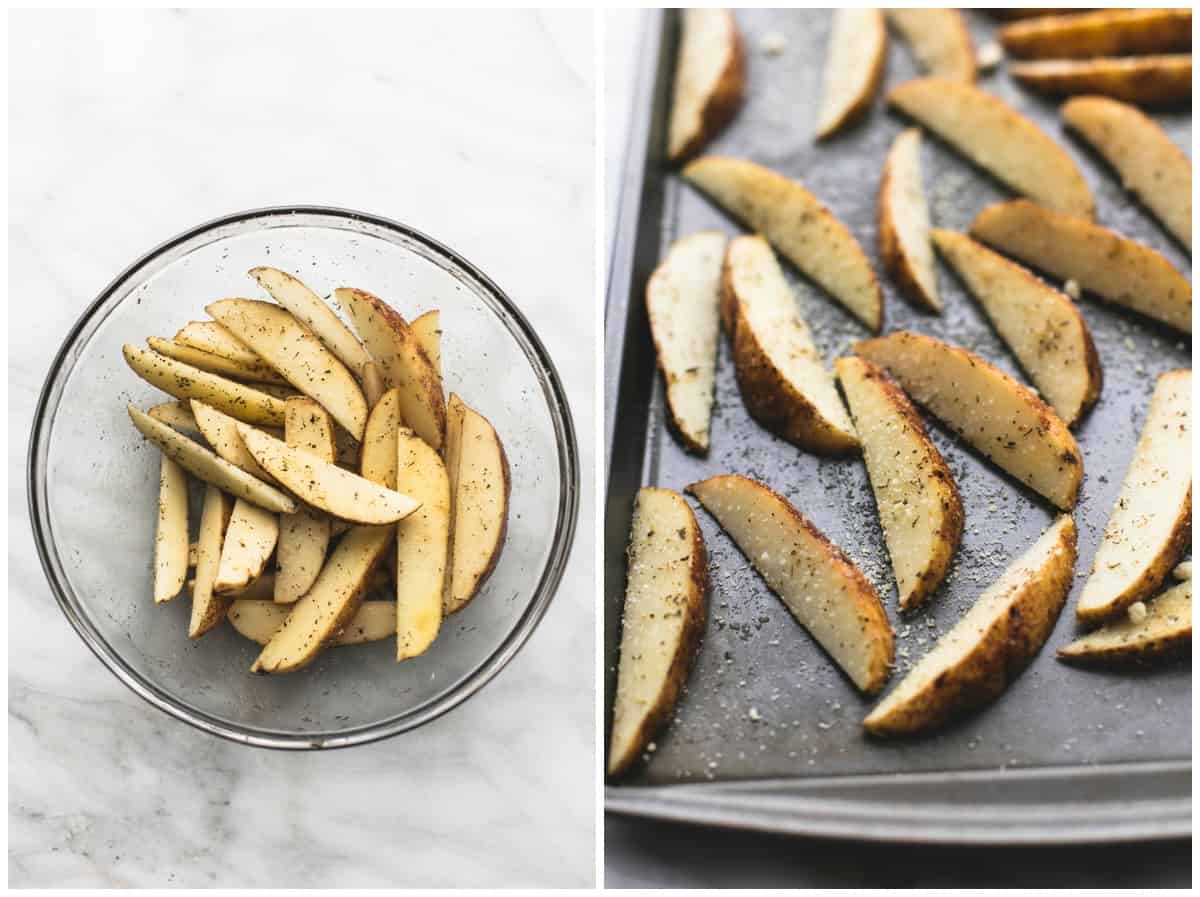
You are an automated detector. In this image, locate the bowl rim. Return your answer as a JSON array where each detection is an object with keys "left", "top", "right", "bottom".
[{"left": 27, "top": 204, "right": 581, "bottom": 750}]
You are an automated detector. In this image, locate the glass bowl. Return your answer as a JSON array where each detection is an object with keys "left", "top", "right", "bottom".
[{"left": 28, "top": 207, "right": 580, "bottom": 749}]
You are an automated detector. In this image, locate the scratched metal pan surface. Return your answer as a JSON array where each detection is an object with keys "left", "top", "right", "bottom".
[{"left": 604, "top": 9, "right": 1191, "bottom": 843}]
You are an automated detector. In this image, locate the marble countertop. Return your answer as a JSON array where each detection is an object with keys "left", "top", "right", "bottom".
[{"left": 10, "top": 9, "right": 595, "bottom": 888}]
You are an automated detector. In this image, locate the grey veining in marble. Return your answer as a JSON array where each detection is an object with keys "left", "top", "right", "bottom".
[{"left": 10, "top": 9, "right": 595, "bottom": 888}]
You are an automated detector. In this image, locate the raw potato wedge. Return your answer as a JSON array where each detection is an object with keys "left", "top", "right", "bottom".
[
  {"left": 931, "top": 229, "right": 1102, "bottom": 426},
  {"left": 189, "top": 484, "right": 234, "bottom": 639},
  {"left": 122, "top": 343, "right": 287, "bottom": 426},
  {"left": 999, "top": 9, "right": 1191, "bottom": 60},
  {"left": 362, "top": 361, "right": 387, "bottom": 410},
  {"left": 174, "top": 320, "right": 263, "bottom": 366},
  {"left": 885, "top": 9, "right": 975, "bottom": 82},
  {"left": 864, "top": 515, "right": 1077, "bottom": 736},
  {"left": 237, "top": 424, "right": 420, "bottom": 525},
  {"left": 683, "top": 156, "right": 883, "bottom": 330},
  {"left": 688, "top": 474, "right": 893, "bottom": 694},
  {"left": 1062, "top": 96, "right": 1191, "bottom": 250},
  {"left": 835, "top": 357, "right": 963, "bottom": 611},
  {"left": 816, "top": 8, "right": 887, "bottom": 139},
  {"left": 207, "top": 299, "right": 368, "bottom": 439},
  {"left": 607, "top": 488, "right": 708, "bottom": 778},
  {"left": 878, "top": 129, "right": 940, "bottom": 312},
  {"left": 886, "top": 78, "right": 1094, "bottom": 218},
  {"left": 274, "top": 398, "right": 336, "bottom": 604},
  {"left": 1060, "top": 580, "right": 1191, "bottom": 666},
  {"left": 1076, "top": 370, "right": 1191, "bottom": 624},
  {"left": 147, "top": 400, "right": 201, "bottom": 437},
  {"left": 1010, "top": 56, "right": 1191, "bottom": 106},
  {"left": 394, "top": 428, "right": 450, "bottom": 661},
  {"left": 152, "top": 456, "right": 189, "bottom": 603},
  {"left": 645, "top": 230, "right": 726, "bottom": 453},
  {"left": 668, "top": 8, "right": 745, "bottom": 162},
  {"left": 230, "top": 599, "right": 396, "bottom": 647},
  {"left": 249, "top": 266, "right": 373, "bottom": 378},
  {"left": 251, "top": 524, "right": 395, "bottom": 673},
  {"left": 214, "top": 500, "right": 278, "bottom": 594},
  {"left": 189, "top": 400, "right": 273, "bottom": 481},
  {"left": 146, "top": 336, "right": 286, "bottom": 385},
  {"left": 969, "top": 200, "right": 1191, "bottom": 333},
  {"left": 127, "top": 407, "right": 297, "bottom": 514},
  {"left": 853, "top": 332, "right": 1083, "bottom": 510},
  {"left": 723, "top": 236, "right": 858, "bottom": 454},
  {"left": 360, "top": 388, "right": 402, "bottom": 488},
  {"left": 335, "top": 287, "right": 446, "bottom": 450},
  {"left": 410, "top": 311, "right": 442, "bottom": 380}
]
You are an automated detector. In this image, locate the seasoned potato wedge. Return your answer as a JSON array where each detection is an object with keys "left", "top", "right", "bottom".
[
  {"left": 878, "top": 129, "right": 940, "bottom": 312},
  {"left": 668, "top": 8, "right": 745, "bottom": 161},
  {"left": 885, "top": 9, "right": 975, "bottom": 82},
  {"left": 274, "top": 398, "right": 336, "bottom": 604},
  {"left": 723, "top": 235, "right": 858, "bottom": 454},
  {"left": 608, "top": 488, "right": 708, "bottom": 778},
  {"left": 683, "top": 156, "right": 883, "bottom": 331},
  {"left": 835, "top": 357, "right": 963, "bottom": 610},
  {"left": 887, "top": 78, "right": 1094, "bottom": 217},
  {"left": 1010, "top": 55, "right": 1191, "bottom": 106},
  {"left": 394, "top": 428, "right": 450, "bottom": 661},
  {"left": 688, "top": 474, "right": 893, "bottom": 694},
  {"left": 970, "top": 199, "right": 1191, "bottom": 333},
  {"left": 864, "top": 515, "right": 1077, "bottom": 736},
  {"left": 189, "top": 400, "right": 273, "bottom": 481},
  {"left": 410, "top": 311, "right": 442, "bottom": 380},
  {"left": 213, "top": 500, "right": 278, "bottom": 595},
  {"left": 189, "top": 484, "right": 234, "bottom": 639},
  {"left": 147, "top": 400, "right": 202, "bottom": 437},
  {"left": 249, "top": 266, "right": 373, "bottom": 378},
  {"left": 174, "top": 320, "right": 263, "bottom": 366},
  {"left": 123, "top": 343, "right": 287, "bottom": 426},
  {"left": 1077, "top": 370, "right": 1191, "bottom": 625},
  {"left": 1175, "top": 561, "right": 1193, "bottom": 581},
  {"left": 207, "top": 298, "right": 368, "bottom": 439},
  {"left": 146, "top": 337, "right": 286, "bottom": 385},
  {"left": 230, "top": 599, "right": 396, "bottom": 647},
  {"left": 127, "top": 406, "right": 297, "bottom": 514},
  {"left": 152, "top": 456, "right": 189, "bottom": 604},
  {"left": 360, "top": 388, "right": 402, "bottom": 488},
  {"left": 931, "top": 229, "right": 1102, "bottom": 426},
  {"left": 999, "top": 9, "right": 1191, "bottom": 59},
  {"left": 1062, "top": 96, "right": 1191, "bottom": 250},
  {"left": 1060, "top": 580, "right": 1191, "bottom": 666},
  {"left": 853, "top": 332, "right": 1082, "bottom": 510},
  {"left": 362, "top": 361, "right": 387, "bottom": 410},
  {"left": 645, "top": 230, "right": 726, "bottom": 453},
  {"left": 816, "top": 8, "right": 887, "bottom": 139}
]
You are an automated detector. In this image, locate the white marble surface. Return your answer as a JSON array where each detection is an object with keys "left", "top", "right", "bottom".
[{"left": 10, "top": 9, "right": 595, "bottom": 888}]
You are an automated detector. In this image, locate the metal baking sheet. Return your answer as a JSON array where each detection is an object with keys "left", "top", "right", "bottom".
[{"left": 604, "top": 9, "right": 1191, "bottom": 843}]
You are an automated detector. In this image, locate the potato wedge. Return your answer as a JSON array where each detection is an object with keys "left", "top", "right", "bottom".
[
  {"left": 990, "top": 10, "right": 1082, "bottom": 22},
  {"left": 122, "top": 343, "right": 287, "bottom": 426},
  {"left": 189, "top": 484, "right": 234, "bottom": 639},
  {"left": 248, "top": 266, "right": 373, "bottom": 379},
  {"left": 683, "top": 156, "right": 883, "bottom": 331},
  {"left": 410, "top": 311, "right": 442, "bottom": 380},
  {"left": 360, "top": 388, "right": 402, "bottom": 488},
  {"left": 395, "top": 428, "right": 450, "bottom": 661},
  {"left": 189, "top": 400, "right": 273, "bottom": 481},
  {"left": 251, "top": 524, "right": 394, "bottom": 673},
  {"left": 835, "top": 356, "right": 963, "bottom": 611},
  {"left": 214, "top": 500, "right": 278, "bottom": 594},
  {"left": 207, "top": 298, "right": 368, "bottom": 439},
  {"left": 969, "top": 199, "right": 1191, "bottom": 333},
  {"left": 723, "top": 235, "right": 858, "bottom": 454},
  {"left": 147, "top": 400, "right": 201, "bottom": 437},
  {"left": 146, "top": 336, "right": 286, "bottom": 385},
  {"left": 362, "top": 361, "right": 387, "bottom": 410},
  {"left": 1060, "top": 580, "right": 1191, "bottom": 666},
  {"left": 127, "top": 407, "right": 297, "bottom": 514},
  {"left": 274, "top": 398, "right": 336, "bottom": 604},
  {"left": 1076, "top": 370, "right": 1191, "bottom": 625},
  {"left": 1062, "top": 96, "right": 1191, "bottom": 250},
  {"left": 931, "top": 229, "right": 1102, "bottom": 426},
  {"left": 668, "top": 8, "right": 745, "bottom": 161},
  {"left": 1175, "top": 561, "right": 1192, "bottom": 581},
  {"left": 645, "top": 230, "right": 726, "bottom": 453},
  {"left": 999, "top": 9, "right": 1191, "bottom": 60},
  {"left": 237, "top": 424, "right": 419, "bottom": 525},
  {"left": 1010, "top": 55, "right": 1191, "bottom": 106},
  {"left": 853, "top": 332, "right": 1083, "bottom": 510},
  {"left": 878, "top": 129, "right": 940, "bottom": 312},
  {"left": 443, "top": 394, "right": 510, "bottom": 614},
  {"left": 885, "top": 9, "right": 975, "bottom": 82},
  {"left": 688, "top": 474, "right": 893, "bottom": 694},
  {"left": 607, "top": 488, "right": 708, "bottom": 778},
  {"left": 214, "top": 568, "right": 388, "bottom": 602},
  {"left": 174, "top": 320, "right": 263, "bottom": 366},
  {"left": 152, "top": 456, "right": 189, "bottom": 604},
  {"left": 230, "top": 599, "right": 396, "bottom": 647},
  {"left": 335, "top": 287, "right": 446, "bottom": 450},
  {"left": 886, "top": 78, "right": 1094, "bottom": 217},
  {"left": 816, "top": 8, "right": 887, "bottom": 139},
  {"left": 864, "top": 515, "right": 1076, "bottom": 736}
]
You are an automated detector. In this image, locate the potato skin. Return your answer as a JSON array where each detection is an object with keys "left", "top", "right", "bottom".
[
  {"left": 669, "top": 11, "right": 746, "bottom": 163},
  {"left": 999, "top": 9, "right": 1191, "bottom": 60},
  {"left": 1010, "top": 56, "right": 1192, "bottom": 107}
]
